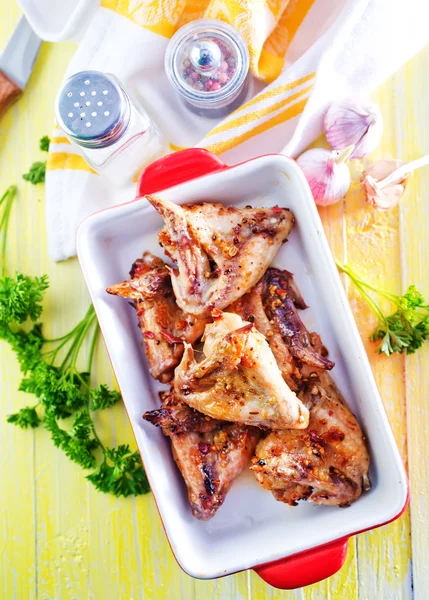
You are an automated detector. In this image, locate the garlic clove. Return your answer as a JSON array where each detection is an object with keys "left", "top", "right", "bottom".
[
  {"left": 324, "top": 99, "right": 383, "bottom": 159},
  {"left": 297, "top": 146, "right": 353, "bottom": 206},
  {"left": 361, "top": 159, "right": 408, "bottom": 210}
]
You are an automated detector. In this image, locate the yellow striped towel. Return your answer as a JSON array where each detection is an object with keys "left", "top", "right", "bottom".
[{"left": 21, "top": 0, "right": 429, "bottom": 260}]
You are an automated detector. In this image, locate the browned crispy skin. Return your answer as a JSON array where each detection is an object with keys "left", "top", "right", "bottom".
[
  {"left": 231, "top": 268, "right": 334, "bottom": 390},
  {"left": 106, "top": 252, "right": 208, "bottom": 382},
  {"left": 174, "top": 313, "right": 309, "bottom": 430},
  {"left": 251, "top": 372, "right": 370, "bottom": 507},
  {"left": 146, "top": 195, "right": 295, "bottom": 318},
  {"left": 233, "top": 268, "right": 370, "bottom": 507},
  {"left": 260, "top": 269, "right": 334, "bottom": 372},
  {"left": 143, "top": 391, "right": 260, "bottom": 520}
]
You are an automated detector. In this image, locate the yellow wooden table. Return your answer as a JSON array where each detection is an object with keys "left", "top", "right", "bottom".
[{"left": 1, "top": 4, "right": 428, "bottom": 599}]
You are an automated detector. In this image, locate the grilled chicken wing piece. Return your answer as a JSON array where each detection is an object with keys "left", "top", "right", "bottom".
[
  {"left": 143, "top": 391, "right": 260, "bottom": 520},
  {"left": 174, "top": 312, "right": 309, "bottom": 430},
  {"left": 146, "top": 195, "right": 295, "bottom": 318},
  {"left": 251, "top": 372, "right": 371, "bottom": 507},
  {"left": 231, "top": 268, "right": 334, "bottom": 390},
  {"left": 106, "top": 252, "right": 208, "bottom": 382},
  {"left": 241, "top": 268, "right": 370, "bottom": 507}
]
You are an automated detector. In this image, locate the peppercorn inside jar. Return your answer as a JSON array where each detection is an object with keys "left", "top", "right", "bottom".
[{"left": 165, "top": 19, "right": 250, "bottom": 118}]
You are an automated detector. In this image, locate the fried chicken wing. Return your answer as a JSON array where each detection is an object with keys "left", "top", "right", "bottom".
[
  {"left": 231, "top": 268, "right": 334, "bottom": 390},
  {"left": 251, "top": 372, "right": 370, "bottom": 507},
  {"left": 174, "top": 312, "right": 309, "bottom": 430},
  {"left": 106, "top": 252, "right": 208, "bottom": 382},
  {"left": 146, "top": 195, "right": 295, "bottom": 318},
  {"left": 143, "top": 391, "right": 259, "bottom": 520},
  {"left": 240, "top": 269, "right": 370, "bottom": 507}
]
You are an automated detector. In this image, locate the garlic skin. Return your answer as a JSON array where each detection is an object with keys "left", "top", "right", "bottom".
[
  {"left": 361, "top": 159, "right": 408, "bottom": 210},
  {"left": 297, "top": 146, "right": 353, "bottom": 206},
  {"left": 324, "top": 99, "right": 383, "bottom": 159}
]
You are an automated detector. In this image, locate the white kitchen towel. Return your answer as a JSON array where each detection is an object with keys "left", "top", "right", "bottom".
[{"left": 20, "top": 0, "right": 429, "bottom": 261}]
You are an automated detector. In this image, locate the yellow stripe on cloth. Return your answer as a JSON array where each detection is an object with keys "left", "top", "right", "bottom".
[
  {"left": 169, "top": 142, "right": 187, "bottom": 152},
  {"left": 260, "top": 0, "right": 316, "bottom": 81},
  {"left": 47, "top": 152, "right": 97, "bottom": 174},
  {"left": 208, "top": 81, "right": 313, "bottom": 137},
  {"left": 101, "top": 0, "right": 317, "bottom": 81},
  {"left": 233, "top": 71, "right": 315, "bottom": 113},
  {"left": 51, "top": 136, "right": 71, "bottom": 145},
  {"left": 101, "top": 0, "right": 183, "bottom": 37},
  {"left": 203, "top": 96, "right": 308, "bottom": 155}
]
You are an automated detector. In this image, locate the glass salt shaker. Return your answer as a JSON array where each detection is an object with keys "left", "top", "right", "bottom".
[
  {"left": 165, "top": 19, "right": 250, "bottom": 119},
  {"left": 55, "top": 70, "right": 166, "bottom": 186}
]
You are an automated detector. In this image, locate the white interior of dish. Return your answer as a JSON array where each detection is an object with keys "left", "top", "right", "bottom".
[{"left": 76, "top": 154, "right": 407, "bottom": 579}]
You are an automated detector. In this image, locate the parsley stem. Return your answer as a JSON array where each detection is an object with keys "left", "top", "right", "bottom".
[
  {"left": 58, "top": 305, "right": 95, "bottom": 371},
  {"left": 336, "top": 261, "right": 400, "bottom": 305},
  {"left": 69, "top": 307, "right": 96, "bottom": 371},
  {"left": 336, "top": 261, "right": 387, "bottom": 324},
  {"left": 87, "top": 322, "right": 100, "bottom": 374},
  {"left": 43, "top": 321, "right": 84, "bottom": 343},
  {"left": 0, "top": 186, "right": 17, "bottom": 276}
]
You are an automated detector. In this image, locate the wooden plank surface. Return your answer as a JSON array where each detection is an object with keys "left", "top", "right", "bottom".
[{"left": 1, "top": 4, "right": 428, "bottom": 599}]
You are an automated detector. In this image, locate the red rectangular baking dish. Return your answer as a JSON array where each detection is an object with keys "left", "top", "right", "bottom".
[{"left": 76, "top": 148, "right": 408, "bottom": 589}]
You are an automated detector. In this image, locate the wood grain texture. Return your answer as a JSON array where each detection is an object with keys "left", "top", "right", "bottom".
[
  {"left": 1, "top": 5, "right": 428, "bottom": 600},
  {"left": 0, "top": 69, "right": 21, "bottom": 117}
]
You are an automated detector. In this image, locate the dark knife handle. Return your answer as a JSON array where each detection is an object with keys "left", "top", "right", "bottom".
[{"left": 0, "top": 70, "right": 22, "bottom": 117}]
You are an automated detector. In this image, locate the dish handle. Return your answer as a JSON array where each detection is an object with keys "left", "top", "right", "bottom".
[
  {"left": 136, "top": 148, "right": 228, "bottom": 196},
  {"left": 253, "top": 537, "right": 349, "bottom": 590}
]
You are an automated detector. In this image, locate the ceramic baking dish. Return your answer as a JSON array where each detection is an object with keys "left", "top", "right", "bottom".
[{"left": 76, "top": 149, "right": 408, "bottom": 590}]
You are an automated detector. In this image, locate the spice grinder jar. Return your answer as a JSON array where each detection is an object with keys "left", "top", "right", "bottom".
[
  {"left": 55, "top": 70, "right": 166, "bottom": 186},
  {"left": 165, "top": 19, "right": 250, "bottom": 118}
]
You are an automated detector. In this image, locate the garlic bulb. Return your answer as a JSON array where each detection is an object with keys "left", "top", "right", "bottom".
[
  {"left": 361, "top": 159, "right": 407, "bottom": 210},
  {"left": 361, "top": 154, "right": 429, "bottom": 210},
  {"left": 324, "top": 99, "right": 383, "bottom": 159},
  {"left": 297, "top": 145, "right": 354, "bottom": 206}
]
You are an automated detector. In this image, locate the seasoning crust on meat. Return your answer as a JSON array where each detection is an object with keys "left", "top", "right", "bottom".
[
  {"left": 174, "top": 312, "right": 309, "bottom": 430},
  {"left": 234, "top": 268, "right": 370, "bottom": 507},
  {"left": 146, "top": 195, "right": 295, "bottom": 318},
  {"left": 106, "top": 252, "right": 208, "bottom": 382},
  {"left": 251, "top": 372, "right": 370, "bottom": 507},
  {"left": 143, "top": 390, "right": 260, "bottom": 520},
  {"left": 107, "top": 200, "right": 370, "bottom": 518}
]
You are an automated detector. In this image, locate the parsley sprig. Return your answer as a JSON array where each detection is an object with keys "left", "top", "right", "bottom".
[
  {"left": 22, "top": 136, "right": 50, "bottom": 185},
  {"left": 0, "top": 183, "right": 149, "bottom": 497},
  {"left": 337, "top": 262, "right": 429, "bottom": 356}
]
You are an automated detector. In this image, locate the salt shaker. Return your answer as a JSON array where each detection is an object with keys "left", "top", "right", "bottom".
[
  {"left": 55, "top": 70, "right": 166, "bottom": 186},
  {"left": 165, "top": 19, "right": 250, "bottom": 118}
]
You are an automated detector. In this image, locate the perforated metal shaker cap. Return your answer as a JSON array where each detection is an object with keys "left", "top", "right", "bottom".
[{"left": 55, "top": 71, "right": 131, "bottom": 149}]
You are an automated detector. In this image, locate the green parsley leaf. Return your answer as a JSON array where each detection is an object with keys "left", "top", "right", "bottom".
[
  {"left": 87, "top": 445, "right": 150, "bottom": 497},
  {"left": 337, "top": 262, "right": 429, "bottom": 356},
  {"left": 7, "top": 406, "right": 41, "bottom": 429},
  {"left": 90, "top": 384, "right": 121, "bottom": 410},
  {"left": 0, "top": 273, "right": 48, "bottom": 324},
  {"left": 5, "top": 324, "right": 44, "bottom": 373},
  {"left": 39, "top": 136, "right": 50, "bottom": 152},
  {"left": 20, "top": 363, "right": 87, "bottom": 418},
  {"left": 23, "top": 161, "right": 46, "bottom": 185},
  {"left": 44, "top": 411, "right": 99, "bottom": 470}
]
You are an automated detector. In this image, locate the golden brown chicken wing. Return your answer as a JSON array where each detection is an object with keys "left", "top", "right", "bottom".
[
  {"left": 146, "top": 195, "right": 295, "bottom": 318},
  {"left": 106, "top": 252, "right": 208, "bottom": 382},
  {"left": 250, "top": 372, "right": 370, "bottom": 507},
  {"left": 143, "top": 391, "right": 260, "bottom": 520},
  {"left": 231, "top": 268, "right": 334, "bottom": 390},
  {"left": 239, "top": 268, "right": 370, "bottom": 507},
  {"left": 174, "top": 312, "right": 309, "bottom": 430}
]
